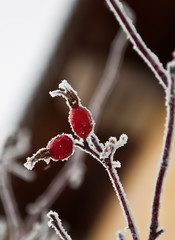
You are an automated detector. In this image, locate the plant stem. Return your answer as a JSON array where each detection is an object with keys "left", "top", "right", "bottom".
[
  {"left": 47, "top": 211, "right": 72, "bottom": 240},
  {"left": 106, "top": 163, "right": 139, "bottom": 240},
  {"left": 77, "top": 139, "right": 139, "bottom": 240},
  {"left": 106, "top": 0, "right": 168, "bottom": 89},
  {"left": 148, "top": 62, "right": 175, "bottom": 240}
]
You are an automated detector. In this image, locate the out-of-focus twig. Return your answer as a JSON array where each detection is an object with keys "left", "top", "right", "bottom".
[
  {"left": 0, "top": 129, "right": 32, "bottom": 240},
  {"left": 89, "top": 28, "right": 128, "bottom": 122},
  {"left": 0, "top": 170, "right": 21, "bottom": 240}
]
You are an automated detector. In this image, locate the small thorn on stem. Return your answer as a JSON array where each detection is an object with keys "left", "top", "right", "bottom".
[{"left": 156, "top": 228, "right": 165, "bottom": 238}]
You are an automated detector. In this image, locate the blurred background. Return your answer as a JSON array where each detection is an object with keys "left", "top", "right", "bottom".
[{"left": 1, "top": 0, "right": 175, "bottom": 239}]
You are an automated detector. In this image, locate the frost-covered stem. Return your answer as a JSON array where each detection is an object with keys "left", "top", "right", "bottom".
[
  {"left": 105, "top": 0, "right": 168, "bottom": 89},
  {"left": 47, "top": 211, "right": 72, "bottom": 240},
  {"left": 148, "top": 62, "right": 175, "bottom": 240},
  {"left": 106, "top": 163, "right": 139, "bottom": 240},
  {"left": 75, "top": 140, "right": 100, "bottom": 160},
  {"left": 0, "top": 170, "right": 21, "bottom": 240},
  {"left": 76, "top": 138, "right": 139, "bottom": 240}
]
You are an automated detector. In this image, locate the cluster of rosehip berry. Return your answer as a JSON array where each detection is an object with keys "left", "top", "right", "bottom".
[
  {"left": 25, "top": 80, "right": 95, "bottom": 170},
  {"left": 25, "top": 80, "right": 126, "bottom": 170}
]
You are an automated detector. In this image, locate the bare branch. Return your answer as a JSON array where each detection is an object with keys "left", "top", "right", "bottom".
[
  {"left": 47, "top": 211, "right": 72, "bottom": 240},
  {"left": 75, "top": 135, "right": 139, "bottom": 240},
  {"left": 148, "top": 60, "right": 175, "bottom": 240},
  {"left": 105, "top": 0, "right": 168, "bottom": 89},
  {"left": 105, "top": 164, "right": 139, "bottom": 240}
]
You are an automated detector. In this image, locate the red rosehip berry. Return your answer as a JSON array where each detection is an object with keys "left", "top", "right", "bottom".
[
  {"left": 47, "top": 134, "right": 74, "bottom": 160},
  {"left": 69, "top": 104, "right": 94, "bottom": 139}
]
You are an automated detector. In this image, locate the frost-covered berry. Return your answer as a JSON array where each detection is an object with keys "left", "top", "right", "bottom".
[
  {"left": 49, "top": 80, "right": 94, "bottom": 139},
  {"left": 69, "top": 104, "right": 94, "bottom": 139},
  {"left": 47, "top": 134, "right": 74, "bottom": 160},
  {"left": 24, "top": 134, "right": 74, "bottom": 170}
]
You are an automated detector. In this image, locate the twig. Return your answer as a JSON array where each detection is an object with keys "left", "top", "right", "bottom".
[
  {"left": 47, "top": 211, "right": 72, "bottom": 240},
  {"left": 75, "top": 136, "right": 139, "bottom": 240},
  {"left": 105, "top": 0, "right": 168, "bottom": 89},
  {"left": 89, "top": 28, "right": 128, "bottom": 122},
  {"left": 148, "top": 61, "right": 175, "bottom": 240},
  {"left": 106, "top": 164, "right": 139, "bottom": 240},
  {"left": 0, "top": 170, "right": 21, "bottom": 240}
]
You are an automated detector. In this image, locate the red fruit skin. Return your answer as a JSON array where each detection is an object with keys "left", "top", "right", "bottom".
[
  {"left": 69, "top": 105, "right": 94, "bottom": 139},
  {"left": 47, "top": 135, "right": 74, "bottom": 160}
]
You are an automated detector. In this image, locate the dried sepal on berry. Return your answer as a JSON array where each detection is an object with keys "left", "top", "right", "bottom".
[
  {"left": 24, "top": 148, "right": 51, "bottom": 170},
  {"left": 49, "top": 80, "right": 80, "bottom": 107},
  {"left": 50, "top": 80, "right": 95, "bottom": 139},
  {"left": 24, "top": 134, "right": 74, "bottom": 170}
]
